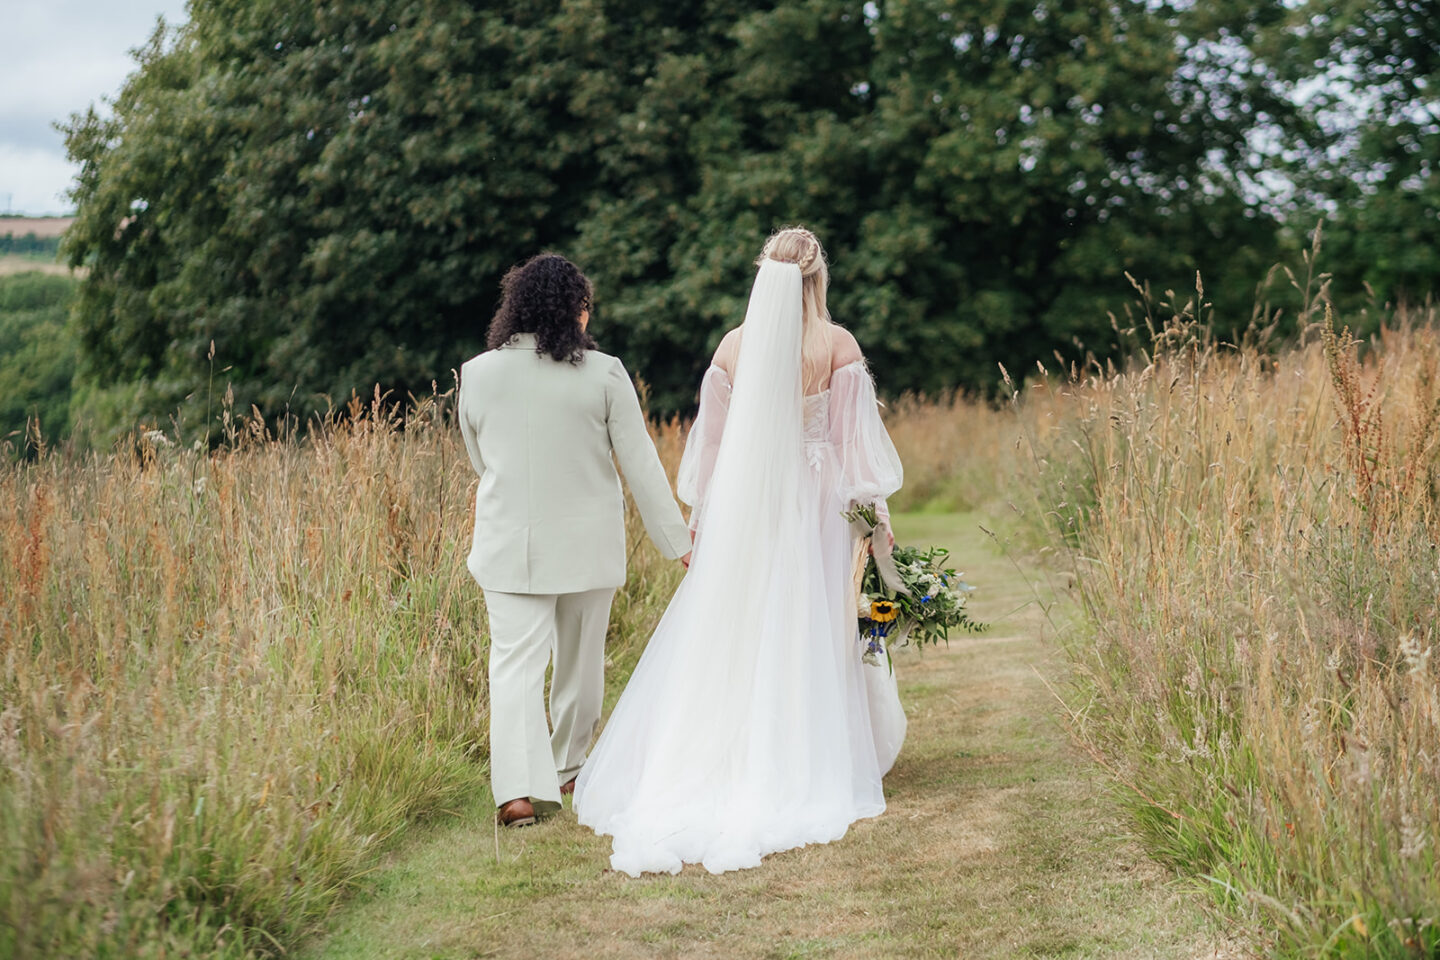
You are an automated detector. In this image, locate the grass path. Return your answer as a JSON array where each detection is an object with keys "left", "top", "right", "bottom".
[{"left": 299, "top": 512, "right": 1231, "bottom": 959}]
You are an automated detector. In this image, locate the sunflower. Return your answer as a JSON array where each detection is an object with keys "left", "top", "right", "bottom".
[{"left": 869, "top": 600, "right": 898, "bottom": 623}]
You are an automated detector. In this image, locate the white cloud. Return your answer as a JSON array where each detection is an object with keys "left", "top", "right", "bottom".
[
  {"left": 0, "top": 0, "right": 188, "bottom": 215},
  {"left": 0, "top": 143, "right": 78, "bottom": 216}
]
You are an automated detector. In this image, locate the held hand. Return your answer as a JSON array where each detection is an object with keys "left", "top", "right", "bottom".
[
  {"left": 865, "top": 531, "right": 896, "bottom": 555},
  {"left": 680, "top": 551, "right": 693, "bottom": 568}
]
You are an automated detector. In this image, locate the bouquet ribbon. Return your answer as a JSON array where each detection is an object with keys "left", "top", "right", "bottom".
[{"left": 848, "top": 513, "right": 911, "bottom": 596}]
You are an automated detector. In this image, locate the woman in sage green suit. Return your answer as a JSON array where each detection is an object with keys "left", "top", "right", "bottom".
[{"left": 458, "top": 254, "right": 692, "bottom": 827}]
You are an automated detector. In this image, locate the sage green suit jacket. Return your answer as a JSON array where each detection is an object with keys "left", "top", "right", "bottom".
[{"left": 458, "top": 334, "right": 691, "bottom": 594}]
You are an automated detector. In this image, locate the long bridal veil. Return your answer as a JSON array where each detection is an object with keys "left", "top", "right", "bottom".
[{"left": 686, "top": 257, "right": 807, "bottom": 656}]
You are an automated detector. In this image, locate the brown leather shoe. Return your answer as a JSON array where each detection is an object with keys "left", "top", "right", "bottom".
[
  {"left": 560, "top": 777, "right": 577, "bottom": 797},
  {"left": 497, "top": 797, "right": 536, "bottom": 827}
]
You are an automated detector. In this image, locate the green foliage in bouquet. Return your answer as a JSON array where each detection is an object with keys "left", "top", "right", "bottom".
[
  {"left": 853, "top": 525, "right": 987, "bottom": 670},
  {"left": 860, "top": 545, "right": 986, "bottom": 646}
]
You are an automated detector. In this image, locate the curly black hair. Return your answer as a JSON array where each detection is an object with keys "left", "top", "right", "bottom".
[{"left": 486, "top": 253, "right": 597, "bottom": 363}]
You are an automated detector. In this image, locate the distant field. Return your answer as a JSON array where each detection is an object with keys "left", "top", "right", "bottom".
[
  {"left": 0, "top": 216, "right": 74, "bottom": 238},
  {"left": 0, "top": 255, "right": 73, "bottom": 277}
]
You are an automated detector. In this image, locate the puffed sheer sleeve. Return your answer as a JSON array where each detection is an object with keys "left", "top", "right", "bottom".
[
  {"left": 828, "top": 361, "right": 903, "bottom": 516},
  {"left": 676, "top": 365, "right": 733, "bottom": 525}
]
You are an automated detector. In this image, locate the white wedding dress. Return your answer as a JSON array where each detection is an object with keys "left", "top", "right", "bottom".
[{"left": 573, "top": 261, "right": 906, "bottom": 876}]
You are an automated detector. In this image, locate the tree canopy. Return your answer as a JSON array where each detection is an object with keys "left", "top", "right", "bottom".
[
  {"left": 1263, "top": 0, "right": 1440, "bottom": 313},
  {"left": 63, "top": 0, "right": 1421, "bottom": 425}
]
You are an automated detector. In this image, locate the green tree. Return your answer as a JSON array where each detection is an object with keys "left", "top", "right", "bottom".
[
  {"left": 613, "top": 0, "right": 1299, "bottom": 400},
  {"left": 66, "top": 0, "right": 1295, "bottom": 424},
  {"left": 0, "top": 273, "right": 80, "bottom": 452},
  {"left": 1264, "top": 0, "right": 1440, "bottom": 310},
  {"left": 0, "top": 233, "right": 62, "bottom": 257}
]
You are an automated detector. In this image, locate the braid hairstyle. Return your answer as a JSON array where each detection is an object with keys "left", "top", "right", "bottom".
[{"left": 758, "top": 226, "right": 833, "bottom": 394}]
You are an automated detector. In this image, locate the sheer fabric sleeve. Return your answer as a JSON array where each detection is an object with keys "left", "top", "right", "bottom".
[
  {"left": 676, "top": 365, "right": 732, "bottom": 523},
  {"left": 828, "top": 361, "right": 903, "bottom": 516}
]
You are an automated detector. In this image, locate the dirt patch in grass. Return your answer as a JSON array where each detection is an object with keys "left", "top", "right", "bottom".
[{"left": 298, "top": 512, "right": 1240, "bottom": 960}]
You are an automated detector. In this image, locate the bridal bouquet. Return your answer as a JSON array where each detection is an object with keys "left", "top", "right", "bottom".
[{"left": 844, "top": 503, "right": 985, "bottom": 668}]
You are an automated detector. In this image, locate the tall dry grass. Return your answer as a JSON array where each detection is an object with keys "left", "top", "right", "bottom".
[
  {"left": 884, "top": 390, "right": 1018, "bottom": 513},
  {"left": 8, "top": 294, "right": 1437, "bottom": 959},
  {"left": 1024, "top": 303, "right": 1440, "bottom": 956},
  {"left": 0, "top": 390, "right": 685, "bottom": 958}
]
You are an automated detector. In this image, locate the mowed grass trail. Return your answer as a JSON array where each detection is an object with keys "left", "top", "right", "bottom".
[{"left": 299, "top": 513, "right": 1231, "bottom": 959}]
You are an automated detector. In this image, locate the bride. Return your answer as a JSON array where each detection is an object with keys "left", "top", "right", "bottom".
[{"left": 573, "top": 226, "right": 907, "bottom": 876}]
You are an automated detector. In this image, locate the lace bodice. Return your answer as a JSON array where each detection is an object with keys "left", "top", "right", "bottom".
[{"left": 803, "top": 389, "right": 831, "bottom": 445}]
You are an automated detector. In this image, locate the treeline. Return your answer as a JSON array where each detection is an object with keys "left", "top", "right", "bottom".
[
  {"left": 0, "top": 233, "right": 61, "bottom": 257},
  {"left": 0, "top": 273, "right": 78, "bottom": 451},
  {"left": 56, "top": 0, "right": 1440, "bottom": 431}
]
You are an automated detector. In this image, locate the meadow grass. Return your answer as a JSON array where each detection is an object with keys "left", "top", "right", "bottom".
[
  {"left": 4, "top": 286, "right": 1439, "bottom": 957},
  {"left": 876, "top": 263, "right": 1440, "bottom": 956},
  {"left": 1018, "top": 304, "right": 1440, "bottom": 957},
  {"left": 0, "top": 390, "right": 683, "bottom": 957}
]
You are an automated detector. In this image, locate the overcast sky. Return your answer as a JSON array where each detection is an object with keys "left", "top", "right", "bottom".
[{"left": 1, "top": 0, "right": 189, "bottom": 215}]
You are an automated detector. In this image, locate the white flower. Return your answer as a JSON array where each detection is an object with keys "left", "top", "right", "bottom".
[
  {"left": 1400, "top": 813, "right": 1426, "bottom": 860},
  {"left": 193, "top": 476, "right": 208, "bottom": 495},
  {"left": 1399, "top": 633, "right": 1432, "bottom": 675},
  {"left": 143, "top": 429, "right": 172, "bottom": 447},
  {"left": 1399, "top": 817, "right": 1422, "bottom": 857}
]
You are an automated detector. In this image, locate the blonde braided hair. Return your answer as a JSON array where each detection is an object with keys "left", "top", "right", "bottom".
[{"left": 758, "top": 226, "right": 833, "bottom": 394}]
